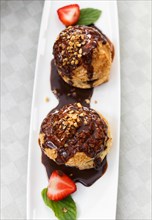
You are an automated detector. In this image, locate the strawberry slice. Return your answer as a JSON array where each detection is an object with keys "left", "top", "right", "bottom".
[
  {"left": 47, "top": 170, "right": 77, "bottom": 201},
  {"left": 57, "top": 4, "right": 80, "bottom": 26}
]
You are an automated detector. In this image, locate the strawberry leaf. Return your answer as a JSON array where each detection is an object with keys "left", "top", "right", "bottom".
[
  {"left": 41, "top": 188, "right": 77, "bottom": 220},
  {"left": 77, "top": 8, "right": 102, "bottom": 25}
]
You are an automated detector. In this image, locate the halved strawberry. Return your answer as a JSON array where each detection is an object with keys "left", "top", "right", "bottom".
[
  {"left": 47, "top": 170, "right": 77, "bottom": 201},
  {"left": 57, "top": 4, "right": 80, "bottom": 26}
]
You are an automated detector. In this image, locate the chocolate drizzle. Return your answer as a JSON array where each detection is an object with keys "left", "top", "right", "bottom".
[
  {"left": 42, "top": 152, "right": 107, "bottom": 187},
  {"left": 40, "top": 102, "right": 108, "bottom": 165},
  {"left": 50, "top": 60, "right": 93, "bottom": 109},
  {"left": 41, "top": 60, "right": 108, "bottom": 186},
  {"left": 53, "top": 25, "right": 114, "bottom": 85},
  {"left": 41, "top": 25, "right": 114, "bottom": 186},
  {"left": 90, "top": 24, "right": 115, "bottom": 61}
]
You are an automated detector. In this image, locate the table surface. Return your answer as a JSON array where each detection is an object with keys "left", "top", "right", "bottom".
[{"left": 1, "top": 0, "right": 151, "bottom": 219}]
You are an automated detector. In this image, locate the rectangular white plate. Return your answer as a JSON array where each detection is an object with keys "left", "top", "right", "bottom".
[{"left": 27, "top": 0, "right": 120, "bottom": 219}]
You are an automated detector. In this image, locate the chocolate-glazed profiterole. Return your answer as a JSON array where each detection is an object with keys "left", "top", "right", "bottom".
[
  {"left": 39, "top": 103, "right": 112, "bottom": 170},
  {"left": 53, "top": 25, "right": 114, "bottom": 88}
]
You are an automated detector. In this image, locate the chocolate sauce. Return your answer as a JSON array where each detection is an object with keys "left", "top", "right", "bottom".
[
  {"left": 53, "top": 25, "right": 114, "bottom": 86},
  {"left": 41, "top": 60, "right": 108, "bottom": 186},
  {"left": 41, "top": 102, "right": 108, "bottom": 165},
  {"left": 42, "top": 152, "right": 107, "bottom": 187},
  {"left": 90, "top": 25, "right": 115, "bottom": 60},
  {"left": 41, "top": 24, "right": 115, "bottom": 186},
  {"left": 53, "top": 25, "right": 103, "bottom": 82},
  {"left": 50, "top": 60, "right": 93, "bottom": 109}
]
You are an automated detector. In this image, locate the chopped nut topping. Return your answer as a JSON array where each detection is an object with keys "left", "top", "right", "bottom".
[
  {"left": 85, "top": 99, "right": 90, "bottom": 104},
  {"left": 75, "top": 60, "right": 79, "bottom": 65},
  {"left": 74, "top": 122, "right": 78, "bottom": 127},
  {"left": 82, "top": 41, "right": 86, "bottom": 45},
  {"left": 79, "top": 48, "right": 82, "bottom": 54},
  {"left": 77, "top": 117, "right": 80, "bottom": 122},
  {"left": 71, "top": 36, "right": 75, "bottom": 40},
  {"left": 80, "top": 113, "right": 84, "bottom": 116},
  {"left": 77, "top": 43, "right": 81, "bottom": 47},
  {"left": 77, "top": 103, "right": 82, "bottom": 108},
  {"left": 53, "top": 25, "right": 104, "bottom": 77},
  {"left": 62, "top": 207, "right": 68, "bottom": 213},
  {"left": 53, "top": 89, "right": 57, "bottom": 94},
  {"left": 72, "top": 114, "right": 77, "bottom": 120},
  {"left": 40, "top": 103, "right": 109, "bottom": 165},
  {"left": 69, "top": 41, "right": 74, "bottom": 46},
  {"left": 69, "top": 110, "right": 74, "bottom": 114},
  {"left": 44, "top": 97, "right": 49, "bottom": 102},
  {"left": 84, "top": 120, "right": 88, "bottom": 125}
]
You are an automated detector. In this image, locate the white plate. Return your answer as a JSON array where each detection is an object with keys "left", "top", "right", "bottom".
[{"left": 27, "top": 0, "right": 120, "bottom": 219}]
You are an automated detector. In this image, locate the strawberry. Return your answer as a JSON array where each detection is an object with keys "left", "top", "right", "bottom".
[
  {"left": 47, "top": 170, "right": 77, "bottom": 201},
  {"left": 57, "top": 4, "right": 80, "bottom": 26}
]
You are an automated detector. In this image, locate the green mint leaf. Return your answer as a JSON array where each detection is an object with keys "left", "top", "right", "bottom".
[
  {"left": 41, "top": 188, "right": 77, "bottom": 220},
  {"left": 77, "top": 8, "right": 102, "bottom": 25}
]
